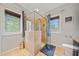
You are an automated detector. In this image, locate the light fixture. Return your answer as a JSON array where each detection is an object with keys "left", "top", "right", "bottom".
[{"left": 35, "top": 8, "right": 39, "bottom": 12}]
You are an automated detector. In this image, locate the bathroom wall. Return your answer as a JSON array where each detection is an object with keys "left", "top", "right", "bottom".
[
  {"left": 0, "top": 36, "right": 1, "bottom": 55},
  {"left": 0, "top": 4, "right": 3, "bottom": 55},
  {"left": 45, "top": 4, "right": 79, "bottom": 55},
  {"left": 0, "top": 4, "right": 27, "bottom": 54}
]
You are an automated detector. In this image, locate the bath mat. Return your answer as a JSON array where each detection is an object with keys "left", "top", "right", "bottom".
[{"left": 40, "top": 44, "right": 56, "bottom": 56}]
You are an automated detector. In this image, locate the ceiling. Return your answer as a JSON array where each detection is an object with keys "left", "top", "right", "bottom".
[{"left": 19, "top": 3, "right": 65, "bottom": 15}]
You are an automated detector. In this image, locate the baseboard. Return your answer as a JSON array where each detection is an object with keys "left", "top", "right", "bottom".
[{"left": 1, "top": 47, "right": 19, "bottom": 55}]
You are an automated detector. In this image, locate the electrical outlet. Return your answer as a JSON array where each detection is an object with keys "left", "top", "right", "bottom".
[
  {"left": 65, "top": 35, "right": 68, "bottom": 38},
  {"left": 69, "top": 35, "right": 72, "bottom": 38}
]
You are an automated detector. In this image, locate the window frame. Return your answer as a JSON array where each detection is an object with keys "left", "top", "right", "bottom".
[
  {"left": 49, "top": 16, "right": 61, "bottom": 33},
  {"left": 4, "top": 9, "right": 22, "bottom": 35}
]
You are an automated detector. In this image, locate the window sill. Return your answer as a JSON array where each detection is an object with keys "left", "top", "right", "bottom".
[
  {"left": 50, "top": 32, "right": 61, "bottom": 34},
  {"left": 2, "top": 32, "right": 22, "bottom": 36}
]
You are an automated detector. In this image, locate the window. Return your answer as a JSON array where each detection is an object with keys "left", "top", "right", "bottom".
[
  {"left": 5, "top": 10, "right": 21, "bottom": 33},
  {"left": 49, "top": 16, "right": 60, "bottom": 33}
]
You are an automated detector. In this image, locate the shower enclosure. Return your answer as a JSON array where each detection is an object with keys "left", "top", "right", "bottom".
[{"left": 25, "top": 11, "right": 47, "bottom": 55}]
